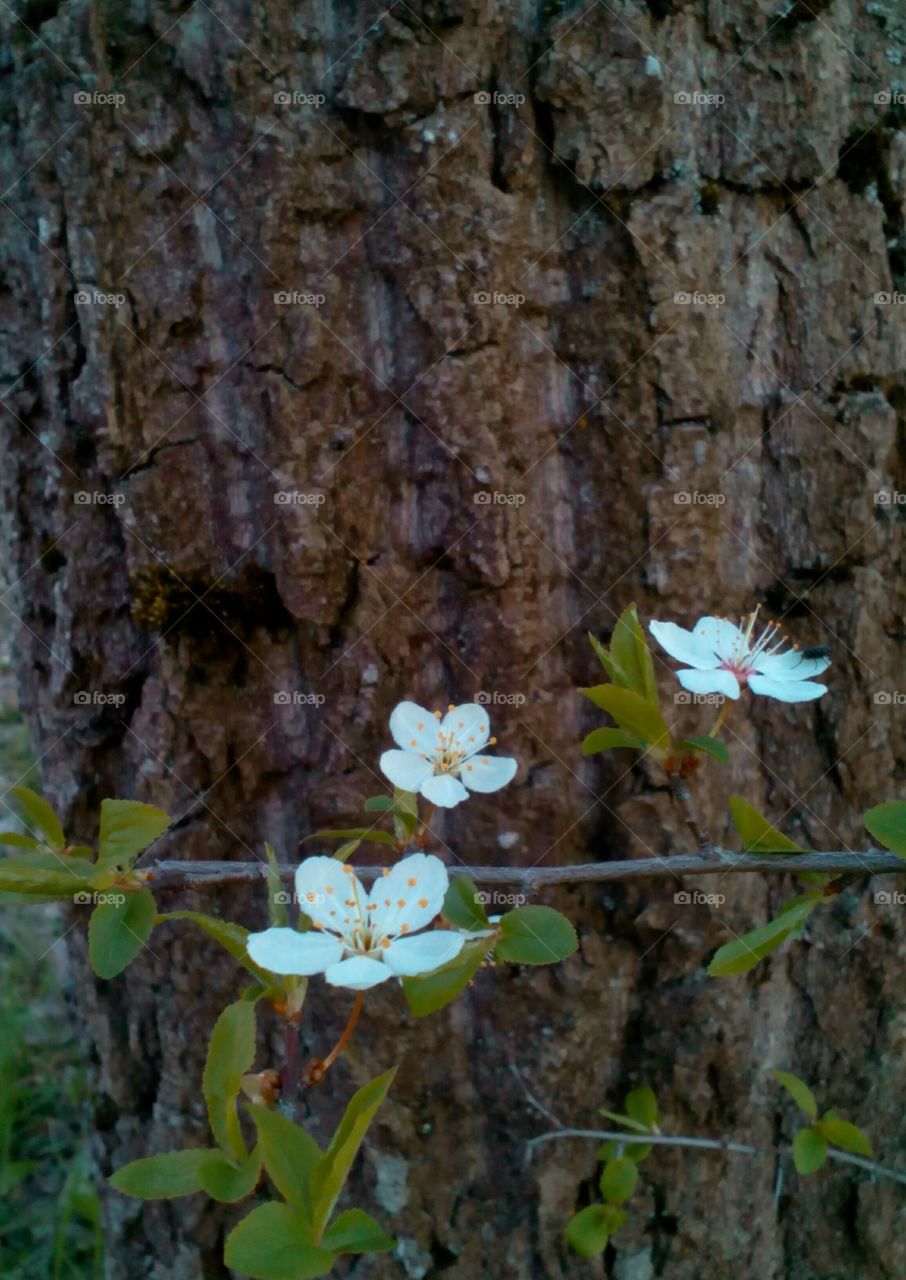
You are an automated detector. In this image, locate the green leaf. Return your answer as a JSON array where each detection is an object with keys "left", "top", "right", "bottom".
[
  {"left": 251, "top": 1106, "right": 322, "bottom": 1218},
  {"left": 225, "top": 1203, "right": 335, "bottom": 1279},
  {"left": 198, "top": 1147, "right": 262, "bottom": 1202},
  {"left": 707, "top": 898, "right": 817, "bottom": 977},
  {"left": 363, "top": 791, "right": 419, "bottom": 841},
  {"left": 109, "top": 1148, "right": 217, "bottom": 1199},
  {"left": 88, "top": 888, "right": 157, "bottom": 979},
  {"left": 792, "top": 1127, "right": 828, "bottom": 1175},
  {"left": 441, "top": 876, "right": 490, "bottom": 932},
  {"left": 403, "top": 938, "right": 488, "bottom": 1016},
  {"left": 729, "top": 795, "right": 803, "bottom": 854},
  {"left": 676, "top": 736, "right": 729, "bottom": 765},
  {"left": 588, "top": 631, "right": 625, "bottom": 684},
  {"left": 599, "top": 1108, "right": 651, "bottom": 1134},
  {"left": 0, "top": 857, "right": 101, "bottom": 897},
  {"left": 98, "top": 799, "right": 170, "bottom": 866},
  {"left": 320, "top": 1209, "right": 395, "bottom": 1254},
  {"left": 772, "top": 1070, "right": 817, "bottom": 1119},
  {"left": 495, "top": 905, "right": 577, "bottom": 965},
  {"left": 203, "top": 1000, "right": 257, "bottom": 1161},
  {"left": 0, "top": 831, "right": 41, "bottom": 849},
  {"left": 565, "top": 1204, "right": 628, "bottom": 1257},
  {"left": 310, "top": 1067, "right": 398, "bottom": 1237},
  {"left": 579, "top": 685, "right": 671, "bottom": 752},
  {"left": 864, "top": 801, "right": 906, "bottom": 858},
  {"left": 264, "top": 842, "right": 288, "bottom": 927},
  {"left": 625, "top": 1086, "right": 658, "bottom": 1129},
  {"left": 818, "top": 1114, "right": 873, "bottom": 1156},
  {"left": 600, "top": 1156, "right": 638, "bottom": 1204},
  {"left": 303, "top": 828, "right": 397, "bottom": 848},
  {"left": 159, "top": 910, "right": 273, "bottom": 984},
  {"left": 581, "top": 728, "right": 646, "bottom": 756},
  {"left": 333, "top": 838, "right": 361, "bottom": 862},
  {"left": 10, "top": 785, "right": 65, "bottom": 851},
  {"left": 609, "top": 604, "right": 658, "bottom": 702}
]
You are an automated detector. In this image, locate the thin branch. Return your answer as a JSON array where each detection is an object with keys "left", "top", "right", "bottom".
[
  {"left": 140, "top": 849, "right": 905, "bottom": 892},
  {"left": 525, "top": 1128, "right": 906, "bottom": 1187}
]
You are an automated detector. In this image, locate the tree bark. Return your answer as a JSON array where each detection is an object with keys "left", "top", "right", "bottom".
[{"left": 2, "top": 1, "right": 905, "bottom": 1277}]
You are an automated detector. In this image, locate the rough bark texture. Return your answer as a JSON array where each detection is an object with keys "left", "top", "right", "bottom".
[{"left": 2, "top": 1, "right": 905, "bottom": 1277}]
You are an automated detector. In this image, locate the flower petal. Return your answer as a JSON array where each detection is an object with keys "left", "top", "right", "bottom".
[
  {"left": 246, "top": 927, "right": 344, "bottom": 976},
  {"left": 649, "top": 620, "right": 720, "bottom": 669},
  {"left": 420, "top": 773, "right": 469, "bottom": 807},
  {"left": 379, "top": 749, "right": 434, "bottom": 792},
  {"left": 752, "top": 651, "right": 831, "bottom": 681},
  {"left": 388, "top": 701, "right": 439, "bottom": 754},
  {"left": 440, "top": 703, "right": 491, "bottom": 755},
  {"left": 296, "top": 856, "right": 365, "bottom": 933},
  {"left": 747, "top": 675, "right": 827, "bottom": 703},
  {"left": 324, "top": 955, "right": 392, "bottom": 990},
  {"left": 382, "top": 930, "right": 465, "bottom": 976},
  {"left": 460, "top": 754, "right": 517, "bottom": 793},
  {"left": 677, "top": 667, "right": 741, "bottom": 699},
  {"left": 369, "top": 853, "right": 449, "bottom": 938},
  {"left": 691, "top": 616, "right": 743, "bottom": 661}
]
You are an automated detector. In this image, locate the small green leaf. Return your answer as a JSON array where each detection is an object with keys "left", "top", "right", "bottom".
[
  {"left": 320, "top": 1209, "right": 395, "bottom": 1254},
  {"left": 98, "top": 799, "right": 170, "bottom": 866},
  {"left": 729, "top": 796, "right": 803, "bottom": 853},
  {"left": 10, "top": 785, "right": 65, "bottom": 851},
  {"left": 625, "top": 1086, "right": 658, "bottom": 1129},
  {"left": 159, "top": 910, "right": 273, "bottom": 984},
  {"left": 225, "top": 1203, "right": 335, "bottom": 1279},
  {"left": 441, "top": 876, "right": 490, "bottom": 932},
  {"left": 88, "top": 888, "right": 157, "bottom": 979},
  {"left": 818, "top": 1114, "right": 873, "bottom": 1156},
  {"left": 707, "top": 898, "right": 817, "bottom": 977},
  {"left": 203, "top": 1000, "right": 257, "bottom": 1162},
  {"left": 495, "top": 905, "right": 577, "bottom": 965},
  {"left": 581, "top": 727, "right": 646, "bottom": 756},
  {"left": 864, "top": 801, "right": 906, "bottom": 858},
  {"left": 588, "top": 631, "right": 625, "bottom": 684},
  {"left": 332, "top": 838, "right": 361, "bottom": 862},
  {"left": 198, "top": 1147, "right": 262, "bottom": 1202},
  {"left": 579, "top": 685, "right": 671, "bottom": 752},
  {"left": 110, "top": 1148, "right": 217, "bottom": 1199},
  {"left": 310, "top": 1067, "right": 398, "bottom": 1237},
  {"left": 792, "top": 1127, "right": 828, "bottom": 1174},
  {"left": 264, "top": 842, "right": 288, "bottom": 927},
  {"left": 403, "top": 939, "right": 488, "bottom": 1016},
  {"left": 251, "top": 1107, "right": 322, "bottom": 1218},
  {"left": 303, "top": 828, "right": 396, "bottom": 848},
  {"left": 610, "top": 604, "right": 658, "bottom": 702},
  {"left": 565, "top": 1204, "right": 628, "bottom": 1257},
  {"left": 676, "top": 736, "right": 729, "bottom": 765},
  {"left": 0, "top": 831, "right": 41, "bottom": 849},
  {"left": 600, "top": 1156, "right": 638, "bottom": 1204},
  {"left": 772, "top": 1070, "right": 817, "bottom": 1119},
  {"left": 0, "top": 857, "right": 101, "bottom": 897},
  {"left": 599, "top": 1108, "right": 651, "bottom": 1134}
]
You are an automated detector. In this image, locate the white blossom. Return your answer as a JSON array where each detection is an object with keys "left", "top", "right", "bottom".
[{"left": 379, "top": 701, "right": 517, "bottom": 807}]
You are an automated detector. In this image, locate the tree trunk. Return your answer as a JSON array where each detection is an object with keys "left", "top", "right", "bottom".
[{"left": 2, "top": 1, "right": 904, "bottom": 1277}]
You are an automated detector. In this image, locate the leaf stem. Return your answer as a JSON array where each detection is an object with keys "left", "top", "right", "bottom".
[{"left": 303, "top": 991, "right": 365, "bottom": 1086}]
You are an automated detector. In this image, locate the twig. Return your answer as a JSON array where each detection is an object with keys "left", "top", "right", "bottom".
[
  {"left": 525, "top": 1128, "right": 906, "bottom": 1186},
  {"left": 140, "top": 850, "right": 905, "bottom": 893}
]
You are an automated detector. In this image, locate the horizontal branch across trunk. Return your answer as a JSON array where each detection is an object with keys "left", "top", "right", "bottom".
[{"left": 141, "top": 849, "right": 905, "bottom": 892}]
